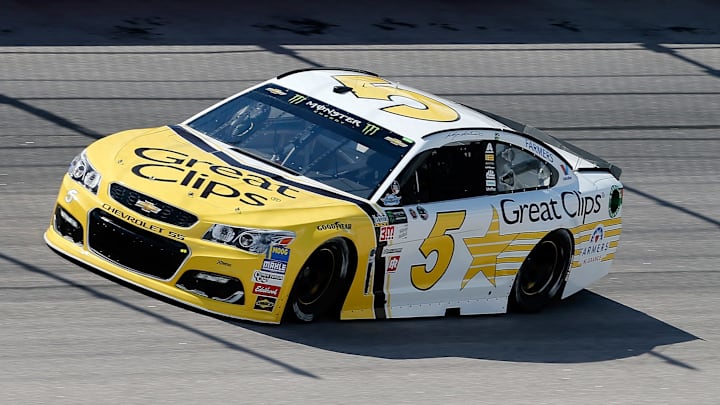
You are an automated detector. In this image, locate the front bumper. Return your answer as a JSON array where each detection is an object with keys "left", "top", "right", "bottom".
[{"left": 45, "top": 177, "right": 288, "bottom": 324}]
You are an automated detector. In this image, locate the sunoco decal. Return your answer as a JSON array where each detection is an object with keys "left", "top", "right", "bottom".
[{"left": 253, "top": 296, "right": 276, "bottom": 312}]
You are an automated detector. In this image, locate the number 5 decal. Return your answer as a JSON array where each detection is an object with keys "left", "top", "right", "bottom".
[
  {"left": 411, "top": 211, "right": 466, "bottom": 290},
  {"left": 334, "top": 75, "right": 459, "bottom": 122}
]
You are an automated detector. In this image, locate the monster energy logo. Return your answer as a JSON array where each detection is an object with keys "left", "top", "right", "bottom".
[
  {"left": 362, "top": 123, "right": 380, "bottom": 136},
  {"left": 288, "top": 94, "right": 308, "bottom": 105}
]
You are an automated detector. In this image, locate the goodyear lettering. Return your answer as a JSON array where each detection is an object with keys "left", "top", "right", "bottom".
[
  {"left": 316, "top": 222, "right": 352, "bottom": 231},
  {"left": 131, "top": 147, "right": 299, "bottom": 206}
]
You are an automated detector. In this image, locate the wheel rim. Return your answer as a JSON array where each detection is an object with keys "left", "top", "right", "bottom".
[
  {"left": 519, "top": 240, "right": 559, "bottom": 296},
  {"left": 296, "top": 246, "right": 337, "bottom": 306}
]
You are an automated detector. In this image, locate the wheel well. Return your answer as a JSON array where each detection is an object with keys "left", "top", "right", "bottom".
[
  {"left": 543, "top": 228, "right": 574, "bottom": 294},
  {"left": 326, "top": 237, "right": 358, "bottom": 317},
  {"left": 509, "top": 228, "right": 574, "bottom": 312}
]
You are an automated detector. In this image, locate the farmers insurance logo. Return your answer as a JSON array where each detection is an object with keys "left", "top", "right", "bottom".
[{"left": 580, "top": 225, "right": 611, "bottom": 264}]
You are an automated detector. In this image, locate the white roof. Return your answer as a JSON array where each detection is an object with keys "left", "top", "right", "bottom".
[{"left": 272, "top": 68, "right": 511, "bottom": 142}]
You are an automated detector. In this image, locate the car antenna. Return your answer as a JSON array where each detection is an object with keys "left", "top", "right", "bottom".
[{"left": 333, "top": 85, "right": 353, "bottom": 94}]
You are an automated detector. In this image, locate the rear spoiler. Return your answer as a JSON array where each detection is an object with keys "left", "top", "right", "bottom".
[{"left": 473, "top": 108, "right": 622, "bottom": 180}]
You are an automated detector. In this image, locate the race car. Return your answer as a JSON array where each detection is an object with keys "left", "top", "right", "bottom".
[{"left": 45, "top": 68, "right": 623, "bottom": 324}]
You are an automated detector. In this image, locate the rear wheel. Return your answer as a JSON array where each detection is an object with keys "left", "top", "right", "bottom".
[
  {"left": 511, "top": 230, "right": 572, "bottom": 312},
  {"left": 285, "top": 238, "right": 349, "bottom": 322}
]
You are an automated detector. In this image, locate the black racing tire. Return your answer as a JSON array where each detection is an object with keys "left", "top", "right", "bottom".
[
  {"left": 285, "top": 238, "right": 350, "bottom": 323},
  {"left": 511, "top": 230, "right": 572, "bottom": 313}
]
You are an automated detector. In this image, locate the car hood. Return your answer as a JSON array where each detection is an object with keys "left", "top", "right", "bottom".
[{"left": 88, "top": 126, "right": 367, "bottom": 227}]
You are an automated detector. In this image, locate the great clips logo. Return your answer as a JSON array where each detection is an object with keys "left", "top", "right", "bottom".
[
  {"left": 130, "top": 147, "right": 299, "bottom": 206},
  {"left": 500, "top": 191, "right": 602, "bottom": 225}
]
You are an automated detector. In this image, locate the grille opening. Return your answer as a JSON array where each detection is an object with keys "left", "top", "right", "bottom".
[
  {"left": 88, "top": 209, "right": 189, "bottom": 280},
  {"left": 54, "top": 205, "right": 83, "bottom": 244},
  {"left": 109, "top": 183, "right": 198, "bottom": 227},
  {"left": 176, "top": 270, "right": 245, "bottom": 304}
]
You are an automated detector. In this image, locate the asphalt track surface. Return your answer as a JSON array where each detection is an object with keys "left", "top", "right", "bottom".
[{"left": 1, "top": 1, "right": 719, "bottom": 404}]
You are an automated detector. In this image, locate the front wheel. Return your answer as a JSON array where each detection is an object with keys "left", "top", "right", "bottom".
[
  {"left": 285, "top": 239, "right": 349, "bottom": 322},
  {"left": 511, "top": 230, "right": 572, "bottom": 312}
]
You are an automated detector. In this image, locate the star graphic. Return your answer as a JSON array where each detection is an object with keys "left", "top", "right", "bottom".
[{"left": 461, "top": 207, "right": 518, "bottom": 288}]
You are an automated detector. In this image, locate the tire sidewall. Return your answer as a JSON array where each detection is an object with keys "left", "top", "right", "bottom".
[
  {"left": 286, "top": 238, "right": 349, "bottom": 323},
  {"left": 512, "top": 231, "right": 572, "bottom": 312}
]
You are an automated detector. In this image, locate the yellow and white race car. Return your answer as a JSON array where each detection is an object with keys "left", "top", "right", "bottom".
[{"left": 45, "top": 68, "right": 623, "bottom": 324}]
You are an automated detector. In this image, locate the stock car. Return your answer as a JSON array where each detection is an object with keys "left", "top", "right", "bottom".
[{"left": 45, "top": 68, "right": 623, "bottom": 324}]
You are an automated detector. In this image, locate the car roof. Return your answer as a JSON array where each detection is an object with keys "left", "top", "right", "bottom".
[
  {"left": 271, "top": 68, "right": 621, "bottom": 179},
  {"left": 271, "top": 68, "right": 512, "bottom": 142}
]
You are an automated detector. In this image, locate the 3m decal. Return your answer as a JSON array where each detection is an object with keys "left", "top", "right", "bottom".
[
  {"left": 379, "top": 226, "right": 395, "bottom": 242},
  {"left": 334, "top": 75, "right": 460, "bottom": 122},
  {"left": 410, "top": 211, "right": 466, "bottom": 291}
]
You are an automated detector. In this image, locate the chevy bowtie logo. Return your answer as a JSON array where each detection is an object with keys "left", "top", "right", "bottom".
[{"left": 134, "top": 199, "right": 162, "bottom": 214}]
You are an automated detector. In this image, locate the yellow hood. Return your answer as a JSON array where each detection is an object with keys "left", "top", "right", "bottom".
[{"left": 86, "top": 126, "right": 367, "bottom": 228}]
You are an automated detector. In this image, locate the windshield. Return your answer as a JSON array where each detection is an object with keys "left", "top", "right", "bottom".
[{"left": 186, "top": 86, "right": 412, "bottom": 199}]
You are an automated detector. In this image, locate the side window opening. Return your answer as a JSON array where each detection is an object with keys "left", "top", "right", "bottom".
[
  {"left": 494, "top": 143, "right": 557, "bottom": 192},
  {"left": 382, "top": 142, "right": 486, "bottom": 206}
]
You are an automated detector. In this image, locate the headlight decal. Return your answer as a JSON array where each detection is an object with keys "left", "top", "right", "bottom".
[
  {"left": 203, "top": 224, "right": 295, "bottom": 254},
  {"left": 68, "top": 151, "right": 102, "bottom": 194}
]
